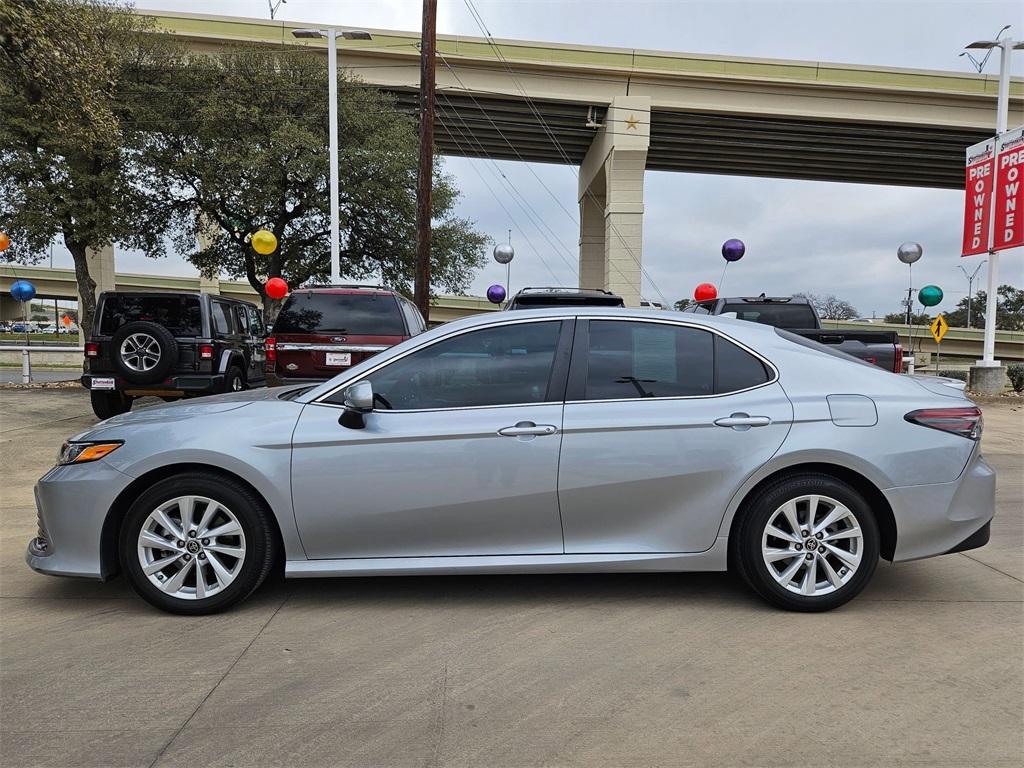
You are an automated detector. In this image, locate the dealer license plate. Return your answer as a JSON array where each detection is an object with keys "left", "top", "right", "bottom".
[
  {"left": 326, "top": 352, "right": 351, "bottom": 367},
  {"left": 90, "top": 377, "right": 116, "bottom": 390}
]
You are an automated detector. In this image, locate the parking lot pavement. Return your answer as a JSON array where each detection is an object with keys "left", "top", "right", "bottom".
[
  {"left": 1, "top": 389, "right": 1021, "bottom": 768},
  {"left": 0, "top": 368, "right": 80, "bottom": 385}
]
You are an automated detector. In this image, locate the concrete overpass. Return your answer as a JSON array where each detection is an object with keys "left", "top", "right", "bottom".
[{"left": 144, "top": 10, "right": 1024, "bottom": 306}]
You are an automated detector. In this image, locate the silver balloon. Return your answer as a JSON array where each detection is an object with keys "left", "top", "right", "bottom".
[
  {"left": 897, "top": 242, "right": 923, "bottom": 264},
  {"left": 493, "top": 243, "right": 515, "bottom": 265}
]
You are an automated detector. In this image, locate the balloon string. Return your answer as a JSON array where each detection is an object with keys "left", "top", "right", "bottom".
[{"left": 719, "top": 261, "right": 730, "bottom": 294}]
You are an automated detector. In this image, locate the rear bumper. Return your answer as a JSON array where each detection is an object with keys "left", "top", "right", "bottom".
[
  {"left": 884, "top": 450, "right": 996, "bottom": 562},
  {"left": 81, "top": 374, "right": 224, "bottom": 394}
]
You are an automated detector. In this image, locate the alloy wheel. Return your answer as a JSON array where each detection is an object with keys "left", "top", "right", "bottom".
[
  {"left": 760, "top": 494, "right": 863, "bottom": 596},
  {"left": 136, "top": 495, "right": 247, "bottom": 600},
  {"left": 120, "top": 333, "right": 162, "bottom": 372}
]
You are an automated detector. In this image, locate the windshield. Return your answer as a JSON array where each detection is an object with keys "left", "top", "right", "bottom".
[
  {"left": 722, "top": 303, "right": 817, "bottom": 330},
  {"left": 98, "top": 295, "right": 203, "bottom": 336},
  {"left": 273, "top": 292, "right": 405, "bottom": 335}
]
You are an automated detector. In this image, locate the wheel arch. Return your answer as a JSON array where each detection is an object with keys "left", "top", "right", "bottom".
[
  {"left": 724, "top": 462, "right": 897, "bottom": 563},
  {"left": 99, "top": 463, "right": 286, "bottom": 579}
]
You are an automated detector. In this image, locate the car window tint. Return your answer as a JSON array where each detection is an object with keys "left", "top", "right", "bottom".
[
  {"left": 399, "top": 300, "right": 424, "bottom": 335},
  {"left": 248, "top": 306, "right": 262, "bottom": 333},
  {"left": 715, "top": 335, "right": 770, "bottom": 393},
  {"left": 584, "top": 321, "right": 714, "bottom": 400},
  {"left": 98, "top": 295, "right": 203, "bottom": 337},
  {"left": 211, "top": 302, "right": 232, "bottom": 335},
  {"left": 274, "top": 293, "right": 405, "bottom": 335},
  {"left": 233, "top": 305, "right": 249, "bottom": 332},
  {"left": 722, "top": 303, "right": 817, "bottom": 329},
  {"left": 350, "top": 321, "right": 561, "bottom": 410}
]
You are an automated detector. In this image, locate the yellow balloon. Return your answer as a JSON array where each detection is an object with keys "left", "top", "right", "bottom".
[{"left": 251, "top": 229, "right": 278, "bottom": 255}]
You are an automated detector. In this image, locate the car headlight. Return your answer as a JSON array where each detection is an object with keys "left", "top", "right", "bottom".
[{"left": 58, "top": 441, "right": 122, "bottom": 465}]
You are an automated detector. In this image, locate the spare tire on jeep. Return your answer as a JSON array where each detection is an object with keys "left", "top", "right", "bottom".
[{"left": 110, "top": 321, "right": 178, "bottom": 384}]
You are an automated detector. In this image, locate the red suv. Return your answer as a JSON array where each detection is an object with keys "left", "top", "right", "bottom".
[{"left": 266, "top": 286, "right": 425, "bottom": 386}]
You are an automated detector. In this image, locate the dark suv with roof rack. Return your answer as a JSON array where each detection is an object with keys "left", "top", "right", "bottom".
[
  {"left": 82, "top": 291, "right": 267, "bottom": 419},
  {"left": 266, "top": 285, "right": 425, "bottom": 386},
  {"left": 505, "top": 287, "right": 625, "bottom": 310}
]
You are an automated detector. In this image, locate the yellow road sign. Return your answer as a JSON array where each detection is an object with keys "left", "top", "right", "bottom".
[{"left": 930, "top": 314, "right": 949, "bottom": 344}]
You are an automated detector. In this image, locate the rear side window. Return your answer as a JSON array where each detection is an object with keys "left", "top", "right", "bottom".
[
  {"left": 274, "top": 293, "right": 405, "bottom": 335},
  {"left": 722, "top": 303, "right": 817, "bottom": 329},
  {"left": 583, "top": 321, "right": 714, "bottom": 399},
  {"left": 233, "top": 305, "right": 249, "bottom": 333},
  {"left": 211, "top": 302, "right": 233, "bottom": 335},
  {"left": 98, "top": 295, "right": 202, "bottom": 337},
  {"left": 715, "top": 335, "right": 770, "bottom": 392}
]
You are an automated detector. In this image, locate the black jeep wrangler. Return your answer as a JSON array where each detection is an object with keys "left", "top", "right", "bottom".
[{"left": 82, "top": 291, "right": 267, "bottom": 419}]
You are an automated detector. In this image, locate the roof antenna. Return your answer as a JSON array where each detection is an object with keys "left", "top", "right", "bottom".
[{"left": 960, "top": 24, "right": 1011, "bottom": 72}]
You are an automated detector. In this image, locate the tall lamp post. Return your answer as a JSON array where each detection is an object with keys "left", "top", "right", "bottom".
[
  {"left": 958, "top": 260, "right": 986, "bottom": 329},
  {"left": 292, "top": 27, "right": 373, "bottom": 285},
  {"left": 964, "top": 34, "right": 1022, "bottom": 368}
]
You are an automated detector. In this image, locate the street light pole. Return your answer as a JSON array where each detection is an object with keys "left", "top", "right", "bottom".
[
  {"left": 959, "top": 260, "right": 986, "bottom": 328},
  {"left": 965, "top": 34, "right": 1022, "bottom": 365},
  {"left": 292, "top": 27, "right": 373, "bottom": 286}
]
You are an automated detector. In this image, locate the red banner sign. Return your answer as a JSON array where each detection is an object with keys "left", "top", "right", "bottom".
[
  {"left": 962, "top": 138, "right": 995, "bottom": 257},
  {"left": 993, "top": 126, "right": 1024, "bottom": 252}
]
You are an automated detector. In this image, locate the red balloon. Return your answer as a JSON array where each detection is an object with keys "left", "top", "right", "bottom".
[
  {"left": 694, "top": 283, "right": 717, "bottom": 302},
  {"left": 265, "top": 277, "right": 289, "bottom": 300}
]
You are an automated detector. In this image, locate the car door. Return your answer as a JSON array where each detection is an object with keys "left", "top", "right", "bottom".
[
  {"left": 558, "top": 318, "right": 793, "bottom": 554},
  {"left": 290, "top": 318, "right": 574, "bottom": 559}
]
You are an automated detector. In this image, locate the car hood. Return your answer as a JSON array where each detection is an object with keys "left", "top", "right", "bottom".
[{"left": 70, "top": 386, "right": 304, "bottom": 440}]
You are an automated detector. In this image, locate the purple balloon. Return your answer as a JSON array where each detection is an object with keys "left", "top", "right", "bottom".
[
  {"left": 722, "top": 238, "right": 746, "bottom": 262},
  {"left": 486, "top": 284, "right": 506, "bottom": 304}
]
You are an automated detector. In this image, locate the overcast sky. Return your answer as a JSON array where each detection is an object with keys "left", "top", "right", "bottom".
[{"left": 54, "top": 0, "right": 1024, "bottom": 316}]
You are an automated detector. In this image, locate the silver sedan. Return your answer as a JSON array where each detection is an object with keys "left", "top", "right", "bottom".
[{"left": 27, "top": 308, "right": 995, "bottom": 614}]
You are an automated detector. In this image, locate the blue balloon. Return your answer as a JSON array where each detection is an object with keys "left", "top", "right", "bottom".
[
  {"left": 722, "top": 239, "right": 746, "bottom": 262},
  {"left": 10, "top": 280, "right": 36, "bottom": 303}
]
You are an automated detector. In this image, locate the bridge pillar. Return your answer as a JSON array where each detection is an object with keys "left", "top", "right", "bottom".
[
  {"left": 79, "top": 244, "right": 115, "bottom": 341},
  {"left": 578, "top": 95, "right": 650, "bottom": 306}
]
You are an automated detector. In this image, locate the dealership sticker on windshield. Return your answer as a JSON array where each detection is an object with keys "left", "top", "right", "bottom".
[
  {"left": 326, "top": 353, "right": 351, "bottom": 367},
  {"left": 90, "top": 377, "right": 116, "bottom": 390}
]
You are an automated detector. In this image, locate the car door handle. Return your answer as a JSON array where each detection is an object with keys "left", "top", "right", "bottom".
[
  {"left": 498, "top": 421, "right": 558, "bottom": 437},
  {"left": 714, "top": 413, "right": 772, "bottom": 429}
]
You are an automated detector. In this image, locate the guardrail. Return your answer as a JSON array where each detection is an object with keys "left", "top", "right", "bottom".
[{"left": 0, "top": 346, "right": 82, "bottom": 385}]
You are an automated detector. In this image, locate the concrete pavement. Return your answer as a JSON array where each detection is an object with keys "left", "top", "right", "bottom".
[{"left": 1, "top": 388, "right": 1021, "bottom": 767}]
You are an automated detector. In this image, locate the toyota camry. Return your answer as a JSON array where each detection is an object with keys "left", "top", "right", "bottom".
[{"left": 27, "top": 308, "right": 995, "bottom": 614}]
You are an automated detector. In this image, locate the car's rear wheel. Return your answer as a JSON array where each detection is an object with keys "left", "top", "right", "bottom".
[
  {"left": 223, "top": 365, "right": 245, "bottom": 394},
  {"left": 732, "top": 473, "right": 879, "bottom": 612},
  {"left": 120, "top": 473, "right": 276, "bottom": 615},
  {"left": 90, "top": 390, "right": 133, "bottom": 420}
]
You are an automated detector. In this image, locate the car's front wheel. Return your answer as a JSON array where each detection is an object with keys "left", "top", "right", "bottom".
[
  {"left": 120, "top": 473, "right": 276, "bottom": 615},
  {"left": 732, "top": 473, "right": 879, "bottom": 611}
]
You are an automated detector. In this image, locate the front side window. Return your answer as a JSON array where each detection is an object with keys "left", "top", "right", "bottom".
[
  {"left": 233, "top": 305, "right": 249, "bottom": 333},
  {"left": 336, "top": 321, "right": 562, "bottom": 410},
  {"left": 584, "top": 321, "right": 714, "bottom": 400}
]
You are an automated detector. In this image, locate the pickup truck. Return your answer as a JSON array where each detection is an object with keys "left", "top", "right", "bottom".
[{"left": 682, "top": 295, "right": 903, "bottom": 372}]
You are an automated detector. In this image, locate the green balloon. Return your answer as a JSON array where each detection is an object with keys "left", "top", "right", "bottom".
[{"left": 918, "top": 285, "right": 943, "bottom": 307}]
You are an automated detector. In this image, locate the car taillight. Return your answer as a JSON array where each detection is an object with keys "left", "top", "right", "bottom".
[
  {"left": 199, "top": 344, "right": 214, "bottom": 360},
  {"left": 84, "top": 342, "right": 99, "bottom": 358},
  {"left": 893, "top": 342, "right": 903, "bottom": 373},
  {"left": 265, "top": 337, "right": 276, "bottom": 362},
  {"left": 905, "top": 407, "right": 983, "bottom": 440}
]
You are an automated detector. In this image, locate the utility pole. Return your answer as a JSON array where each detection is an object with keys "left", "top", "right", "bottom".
[{"left": 414, "top": 0, "right": 437, "bottom": 321}]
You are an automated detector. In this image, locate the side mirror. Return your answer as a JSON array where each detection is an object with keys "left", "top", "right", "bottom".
[{"left": 339, "top": 380, "right": 373, "bottom": 429}]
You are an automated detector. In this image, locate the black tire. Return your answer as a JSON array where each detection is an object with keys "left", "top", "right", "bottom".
[
  {"left": 223, "top": 365, "right": 246, "bottom": 394},
  {"left": 119, "top": 472, "right": 276, "bottom": 615},
  {"left": 90, "top": 390, "right": 133, "bottom": 420},
  {"left": 731, "top": 473, "right": 880, "bottom": 612},
  {"left": 110, "top": 321, "right": 178, "bottom": 384}
]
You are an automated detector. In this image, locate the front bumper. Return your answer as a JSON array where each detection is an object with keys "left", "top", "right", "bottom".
[
  {"left": 25, "top": 460, "right": 135, "bottom": 580},
  {"left": 884, "top": 449, "right": 996, "bottom": 562}
]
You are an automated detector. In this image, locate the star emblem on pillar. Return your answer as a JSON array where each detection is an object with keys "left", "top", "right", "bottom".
[{"left": 624, "top": 114, "right": 639, "bottom": 131}]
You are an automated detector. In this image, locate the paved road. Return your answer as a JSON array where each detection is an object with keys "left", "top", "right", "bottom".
[
  {"left": 1, "top": 389, "right": 1021, "bottom": 767},
  {"left": 0, "top": 368, "right": 80, "bottom": 385}
]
